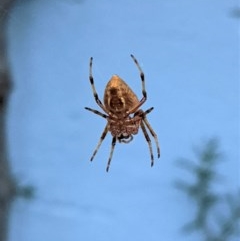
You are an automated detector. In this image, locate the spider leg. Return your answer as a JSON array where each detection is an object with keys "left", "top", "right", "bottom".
[
  {"left": 125, "top": 55, "right": 147, "bottom": 116},
  {"left": 130, "top": 54, "right": 146, "bottom": 99},
  {"left": 144, "top": 107, "right": 154, "bottom": 115},
  {"left": 90, "top": 124, "right": 108, "bottom": 162},
  {"left": 106, "top": 136, "right": 117, "bottom": 172},
  {"left": 85, "top": 107, "right": 108, "bottom": 119},
  {"left": 142, "top": 114, "right": 160, "bottom": 158},
  {"left": 89, "top": 57, "right": 109, "bottom": 114},
  {"left": 140, "top": 122, "right": 154, "bottom": 167}
]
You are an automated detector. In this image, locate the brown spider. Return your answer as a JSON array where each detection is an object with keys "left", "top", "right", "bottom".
[{"left": 85, "top": 55, "right": 160, "bottom": 172}]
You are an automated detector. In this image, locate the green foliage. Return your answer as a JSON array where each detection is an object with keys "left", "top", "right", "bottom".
[{"left": 175, "top": 138, "right": 240, "bottom": 241}]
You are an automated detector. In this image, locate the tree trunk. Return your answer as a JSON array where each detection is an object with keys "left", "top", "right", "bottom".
[{"left": 0, "top": 1, "right": 17, "bottom": 241}]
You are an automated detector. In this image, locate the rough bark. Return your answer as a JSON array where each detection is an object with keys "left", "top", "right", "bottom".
[{"left": 0, "top": 1, "right": 17, "bottom": 241}]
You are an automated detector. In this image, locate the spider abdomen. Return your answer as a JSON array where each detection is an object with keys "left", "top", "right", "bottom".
[{"left": 104, "top": 75, "right": 139, "bottom": 115}]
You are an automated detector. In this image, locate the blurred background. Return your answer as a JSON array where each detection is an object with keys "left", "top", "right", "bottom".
[{"left": 0, "top": 0, "right": 239, "bottom": 241}]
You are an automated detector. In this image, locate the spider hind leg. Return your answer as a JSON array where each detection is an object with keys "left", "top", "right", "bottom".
[
  {"left": 89, "top": 124, "right": 108, "bottom": 162},
  {"left": 106, "top": 136, "right": 117, "bottom": 172},
  {"left": 140, "top": 122, "right": 154, "bottom": 167}
]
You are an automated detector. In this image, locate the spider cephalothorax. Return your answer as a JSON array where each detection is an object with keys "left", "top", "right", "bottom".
[{"left": 85, "top": 55, "right": 160, "bottom": 172}]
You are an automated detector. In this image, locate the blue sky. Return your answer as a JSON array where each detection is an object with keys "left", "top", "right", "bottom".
[{"left": 6, "top": 0, "right": 239, "bottom": 241}]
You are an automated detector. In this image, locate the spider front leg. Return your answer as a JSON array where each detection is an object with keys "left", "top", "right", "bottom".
[
  {"left": 126, "top": 55, "right": 147, "bottom": 115},
  {"left": 89, "top": 57, "right": 109, "bottom": 114},
  {"left": 85, "top": 107, "right": 108, "bottom": 119},
  {"left": 131, "top": 54, "right": 146, "bottom": 99}
]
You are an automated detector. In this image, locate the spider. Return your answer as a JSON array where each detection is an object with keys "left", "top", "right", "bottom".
[{"left": 85, "top": 55, "right": 160, "bottom": 172}]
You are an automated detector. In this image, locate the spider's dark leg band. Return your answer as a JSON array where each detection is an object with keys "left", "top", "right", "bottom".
[
  {"left": 140, "top": 71, "right": 147, "bottom": 98},
  {"left": 106, "top": 136, "right": 116, "bottom": 172},
  {"left": 144, "top": 107, "right": 154, "bottom": 115},
  {"left": 90, "top": 124, "right": 108, "bottom": 162},
  {"left": 85, "top": 107, "right": 108, "bottom": 119},
  {"left": 140, "top": 122, "right": 154, "bottom": 166}
]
